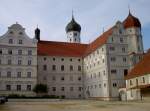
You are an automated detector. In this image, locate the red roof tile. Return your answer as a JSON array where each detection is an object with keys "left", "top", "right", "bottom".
[
  {"left": 126, "top": 51, "right": 150, "bottom": 79},
  {"left": 84, "top": 27, "right": 113, "bottom": 56},
  {"left": 123, "top": 12, "right": 141, "bottom": 29},
  {"left": 38, "top": 41, "right": 88, "bottom": 57},
  {"left": 38, "top": 27, "right": 113, "bottom": 57}
]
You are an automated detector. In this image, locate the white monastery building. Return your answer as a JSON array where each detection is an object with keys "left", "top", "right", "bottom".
[
  {"left": 0, "top": 11, "right": 146, "bottom": 100},
  {"left": 0, "top": 23, "right": 37, "bottom": 96}
]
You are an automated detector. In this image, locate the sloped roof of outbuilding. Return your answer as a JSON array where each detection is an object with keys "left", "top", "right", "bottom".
[{"left": 126, "top": 51, "right": 150, "bottom": 79}]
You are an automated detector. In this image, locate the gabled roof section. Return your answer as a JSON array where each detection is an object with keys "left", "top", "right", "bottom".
[{"left": 126, "top": 51, "right": 150, "bottom": 79}]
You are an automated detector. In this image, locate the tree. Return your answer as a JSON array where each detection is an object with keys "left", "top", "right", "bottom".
[{"left": 33, "top": 84, "right": 48, "bottom": 95}]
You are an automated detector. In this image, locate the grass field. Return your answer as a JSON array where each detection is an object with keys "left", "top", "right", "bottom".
[{"left": 0, "top": 99, "right": 150, "bottom": 111}]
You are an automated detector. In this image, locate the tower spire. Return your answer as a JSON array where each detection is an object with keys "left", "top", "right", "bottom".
[
  {"left": 72, "top": 10, "right": 75, "bottom": 20},
  {"left": 128, "top": 4, "right": 131, "bottom": 15}
]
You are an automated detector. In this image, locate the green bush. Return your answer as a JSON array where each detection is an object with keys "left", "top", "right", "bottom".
[
  {"left": 7, "top": 94, "right": 60, "bottom": 99},
  {"left": 33, "top": 84, "right": 48, "bottom": 94}
]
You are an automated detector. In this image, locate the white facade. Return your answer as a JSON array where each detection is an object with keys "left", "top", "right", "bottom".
[
  {"left": 0, "top": 13, "right": 144, "bottom": 100},
  {"left": 0, "top": 23, "right": 37, "bottom": 96},
  {"left": 125, "top": 74, "right": 150, "bottom": 100},
  {"left": 38, "top": 56, "right": 83, "bottom": 99}
]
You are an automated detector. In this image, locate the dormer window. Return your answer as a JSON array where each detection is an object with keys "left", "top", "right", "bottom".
[
  {"left": 19, "top": 32, "right": 23, "bottom": 35},
  {"left": 9, "top": 39, "right": 13, "bottom": 44},
  {"left": 74, "top": 33, "right": 77, "bottom": 36},
  {"left": 9, "top": 31, "right": 13, "bottom": 34},
  {"left": 18, "top": 40, "right": 23, "bottom": 44}
]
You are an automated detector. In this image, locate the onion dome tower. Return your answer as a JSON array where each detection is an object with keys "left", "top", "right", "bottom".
[{"left": 65, "top": 13, "right": 81, "bottom": 43}]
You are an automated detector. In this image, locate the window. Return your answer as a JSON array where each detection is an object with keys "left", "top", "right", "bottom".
[
  {"left": 111, "top": 37, "right": 114, "bottom": 42},
  {"left": 78, "top": 77, "right": 81, "bottom": 81},
  {"left": 61, "top": 77, "right": 64, "bottom": 81},
  {"left": 74, "top": 33, "right": 77, "bottom": 36},
  {"left": 52, "top": 87, "right": 56, "bottom": 91},
  {"left": 28, "top": 50, "right": 32, "bottom": 55},
  {"left": 19, "top": 32, "right": 23, "bottom": 35},
  {"left": 99, "top": 72, "right": 101, "bottom": 77},
  {"left": 43, "top": 57, "right": 47, "bottom": 61},
  {"left": 7, "top": 71, "right": 11, "bottom": 77},
  {"left": 8, "top": 49, "right": 12, "bottom": 55},
  {"left": 113, "top": 83, "right": 117, "bottom": 87},
  {"left": 52, "top": 65, "right": 56, "bottom": 71},
  {"left": 27, "top": 72, "right": 31, "bottom": 78},
  {"left": 61, "top": 58, "right": 64, "bottom": 61},
  {"left": 61, "top": 87, "right": 65, "bottom": 91},
  {"left": 78, "top": 87, "right": 82, "bottom": 91},
  {"left": 70, "top": 65, "right": 73, "bottom": 71},
  {"left": 78, "top": 59, "right": 80, "bottom": 62},
  {"left": 0, "top": 49, "right": 2, "bottom": 54},
  {"left": 78, "top": 66, "right": 81, "bottom": 71},
  {"left": 130, "top": 80, "right": 133, "bottom": 85},
  {"left": 124, "top": 69, "right": 128, "bottom": 76},
  {"left": 70, "top": 87, "right": 74, "bottom": 91},
  {"left": 123, "top": 57, "right": 126, "bottom": 62},
  {"left": 111, "top": 69, "right": 117, "bottom": 74},
  {"left": 18, "top": 39, "right": 23, "bottom": 44},
  {"left": 9, "top": 39, "right": 13, "bottom": 44},
  {"left": 28, "top": 60, "right": 32, "bottom": 65},
  {"left": 43, "top": 65, "right": 47, "bottom": 71},
  {"left": 70, "top": 76, "right": 73, "bottom": 81},
  {"left": 52, "top": 76, "right": 56, "bottom": 81},
  {"left": 17, "top": 85, "right": 21, "bottom": 91},
  {"left": 136, "top": 79, "right": 138, "bottom": 86},
  {"left": 18, "top": 60, "right": 22, "bottom": 65},
  {"left": 99, "top": 84, "right": 101, "bottom": 88},
  {"left": 61, "top": 65, "right": 64, "bottom": 71},
  {"left": 27, "top": 85, "right": 31, "bottom": 91},
  {"left": 143, "top": 77, "right": 145, "bottom": 83},
  {"left": 103, "top": 70, "right": 106, "bottom": 75},
  {"left": 8, "top": 59, "right": 12, "bottom": 65},
  {"left": 111, "top": 57, "right": 116, "bottom": 62},
  {"left": 18, "top": 50, "right": 22, "bottom": 55},
  {"left": 122, "top": 47, "right": 125, "bottom": 52},
  {"left": 104, "top": 83, "right": 106, "bottom": 87},
  {"left": 109, "top": 46, "right": 115, "bottom": 51},
  {"left": 53, "top": 58, "right": 55, "bottom": 61},
  {"left": 6, "top": 85, "right": 11, "bottom": 91},
  {"left": 70, "top": 58, "right": 72, "bottom": 61},
  {"left": 17, "top": 72, "right": 21, "bottom": 78},
  {"left": 9, "top": 31, "right": 13, "bottom": 34},
  {"left": 102, "top": 59, "right": 105, "bottom": 63},
  {"left": 120, "top": 38, "right": 123, "bottom": 43}
]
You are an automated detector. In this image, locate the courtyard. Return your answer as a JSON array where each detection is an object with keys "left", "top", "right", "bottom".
[{"left": 0, "top": 99, "right": 150, "bottom": 111}]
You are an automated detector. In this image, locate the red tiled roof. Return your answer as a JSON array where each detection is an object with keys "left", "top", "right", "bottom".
[
  {"left": 84, "top": 27, "right": 113, "bottom": 56},
  {"left": 126, "top": 51, "right": 150, "bottom": 79},
  {"left": 38, "top": 27, "right": 113, "bottom": 57},
  {"left": 38, "top": 41, "right": 88, "bottom": 57},
  {"left": 123, "top": 12, "right": 141, "bottom": 29}
]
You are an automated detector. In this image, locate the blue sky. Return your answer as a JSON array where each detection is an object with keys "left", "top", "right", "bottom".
[{"left": 0, "top": 0, "right": 149, "bottom": 50}]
